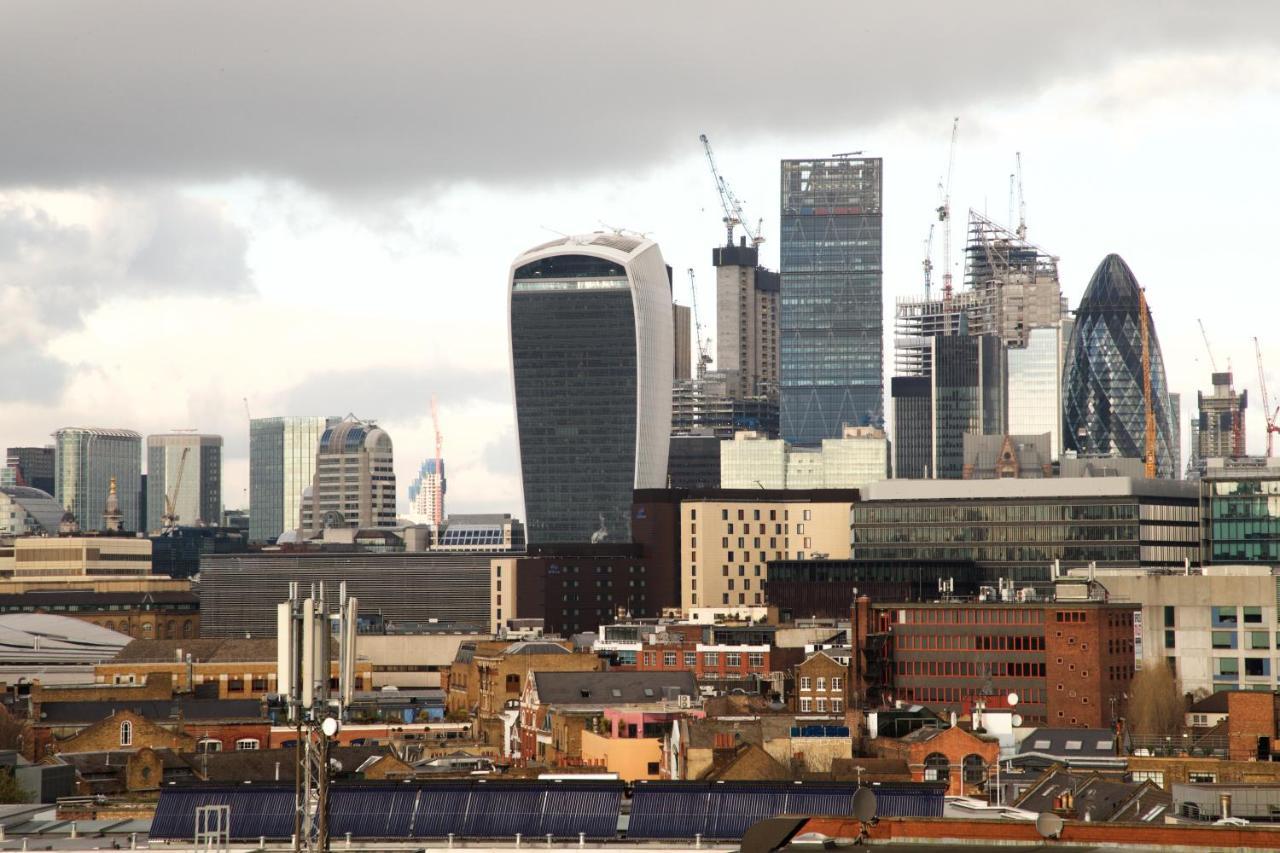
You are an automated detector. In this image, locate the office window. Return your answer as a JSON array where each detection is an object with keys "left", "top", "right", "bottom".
[
  {"left": 1212, "top": 631, "right": 1237, "bottom": 650},
  {"left": 1212, "top": 606, "right": 1238, "bottom": 627},
  {"left": 1245, "top": 606, "right": 1264, "bottom": 624},
  {"left": 1246, "top": 657, "right": 1271, "bottom": 677},
  {"left": 1163, "top": 606, "right": 1175, "bottom": 628},
  {"left": 1248, "top": 631, "right": 1270, "bottom": 650}
]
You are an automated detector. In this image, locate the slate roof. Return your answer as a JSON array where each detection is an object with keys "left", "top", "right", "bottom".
[
  {"left": 531, "top": 670, "right": 697, "bottom": 705},
  {"left": 1188, "top": 691, "right": 1231, "bottom": 714},
  {"left": 184, "top": 746, "right": 385, "bottom": 782},
  {"left": 501, "top": 641, "right": 570, "bottom": 656},
  {"left": 1018, "top": 728, "right": 1122, "bottom": 759},
  {"left": 37, "top": 698, "right": 265, "bottom": 724},
  {"left": 1014, "top": 768, "right": 1170, "bottom": 823},
  {"left": 111, "top": 638, "right": 277, "bottom": 663}
]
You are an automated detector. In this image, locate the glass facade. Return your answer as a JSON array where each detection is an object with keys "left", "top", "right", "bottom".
[
  {"left": 891, "top": 376, "right": 931, "bottom": 479},
  {"left": 1007, "top": 325, "right": 1065, "bottom": 458},
  {"left": 145, "top": 435, "right": 222, "bottom": 532},
  {"left": 854, "top": 495, "right": 1198, "bottom": 581},
  {"left": 54, "top": 428, "right": 142, "bottom": 532},
  {"left": 510, "top": 260, "right": 639, "bottom": 544},
  {"left": 1063, "top": 254, "right": 1175, "bottom": 477},
  {"left": 1201, "top": 463, "right": 1280, "bottom": 563},
  {"left": 248, "top": 416, "right": 336, "bottom": 543},
  {"left": 779, "top": 158, "right": 883, "bottom": 444}
]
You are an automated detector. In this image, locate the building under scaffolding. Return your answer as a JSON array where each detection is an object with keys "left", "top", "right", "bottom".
[
  {"left": 671, "top": 373, "right": 779, "bottom": 439},
  {"left": 895, "top": 211, "right": 1065, "bottom": 377}
]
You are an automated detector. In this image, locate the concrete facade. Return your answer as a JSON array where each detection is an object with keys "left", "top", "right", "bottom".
[{"left": 719, "top": 427, "right": 890, "bottom": 491}]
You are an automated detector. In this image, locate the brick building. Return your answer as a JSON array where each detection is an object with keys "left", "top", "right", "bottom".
[
  {"left": 593, "top": 622, "right": 771, "bottom": 685},
  {"left": 0, "top": 590, "right": 199, "bottom": 640},
  {"left": 95, "top": 637, "right": 372, "bottom": 699},
  {"left": 868, "top": 579, "right": 1137, "bottom": 727},
  {"left": 870, "top": 724, "right": 1000, "bottom": 797},
  {"left": 794, "top": 651, "right": 847, "bottom": 714}
]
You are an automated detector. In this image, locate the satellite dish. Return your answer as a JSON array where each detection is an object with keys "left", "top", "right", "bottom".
[
  {"left": 1035, "top": 812, "right": 1064, "bottom": 839},
  {"left": 1007, "top": 692, "right": 1020, "bottom": 707},
  {"left": 1012, "top": 714, "right": 1024, "bottom": 727},
  {"left": 852, "top": 788, "right": 878, "bottom": 822},
  {"left": 321, "top": 717, "right": 341, "bottom": 738}
]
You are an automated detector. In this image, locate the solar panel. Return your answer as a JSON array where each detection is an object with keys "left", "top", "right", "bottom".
[{"left": 629, "top": 782, "right": 861, "bottom": 840}]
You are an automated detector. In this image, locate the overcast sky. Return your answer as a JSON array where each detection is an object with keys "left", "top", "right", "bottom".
[{"left": 3, "top": 2, "right": 1280, "bottom": 514}]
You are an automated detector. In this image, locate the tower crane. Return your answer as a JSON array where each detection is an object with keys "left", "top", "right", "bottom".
[
  {"left": 922, "top": 223, "right": 935, "bottom": 297},
  {"left": 699, "top": 133, "right": 764, "bottom": 247},
  {"left": 161, "top": 446, "right": 191, "bottom": 530},
  {"left": 1197, "top": 319, "right": 1218, "bottom": 372},
  {"left": 937, "top": 118, "right": 959, "bottom": 301},
  {"left": 1015, "top": 151, "right": 1027, "bottom": 240},
  {"left": 1140, "top": 289, "right": 1157, "bottom": 478},
  {"left": 687, "top": 268, "right": 713, "bottom": 378},
  {"left": 1255, "top": 337, "right": 1280, "bottom": 457},
  {"left": 430, "top": 395, "right": 444, "bottom": 529}
]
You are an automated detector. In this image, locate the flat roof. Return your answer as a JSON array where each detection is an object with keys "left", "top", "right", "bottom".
[{"left": 862, "top": 477, "right": 1197, "bottom": 502}]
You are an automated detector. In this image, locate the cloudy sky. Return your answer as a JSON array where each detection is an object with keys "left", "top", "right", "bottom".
[{"left": 4, "top": 2, "right": 1280, "bottom": 514}]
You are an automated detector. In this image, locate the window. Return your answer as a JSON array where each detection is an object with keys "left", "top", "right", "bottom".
[
  {"left": 1188, "top": 772, "right": 1217, "bottom": 784},
  {"left": 1212, "top": 631, "right": 1237, "bottom": 649},
  {"left": 749, "top": 653, "right": 764, "bottom": 667},
  {"left": 235, "top": 738, "right": 260, "bottom": 751},
  {"left": 685, "top": 652, "right": 697, "bottom": 668},
  {"left": 1215, "top": 658, "right": 1239, "bottom": 680},
  {"left": 506, "top": 673, "right": 521, "bottom": 692},
  {"left": 831, "top": 677, "right": 843, "bottom": 691},
  {"left": 1212, "top": 606, "right": 1238, "bottom": 627},
  {"left": 119, "top": 720, "right": 133, "bottom": 747},
  {"left": 725, "top": 653, "right": 741, "bottom": 667},
  {"left": 800, "top": 676, "right": 812, "bottom": 690},
  {"left": 1248, "top": 631, "right": 1270, "bottom": 650},
  {"left": 831, "top": 699, "right": 844, "bottom": 713},
  {"left": 816, "top": 698, "right": 827, "bottom": 712},
  {"left": 1163, "top": 606, "right": 1175, "bottom": 628},
  {"left": 1131, "top": 770, "right": 1164, "bottom": 786},
  {"left": 704, "top": 652, "right": 719, "bottom": 667},
  {"left": 1246, "top": 657, "right": 1271, "bottom": 677},
  {"left": 800, "top": 698, "right": 812, "bottom": 712},
  {"left": 1245, "top": 606, "right": 1264, "bottom": 624},
  {"left": 647, "top": 762, "right": 660, "bottom": 775},
  {"left": 197, "top": 738, "right": 222, "bottom": 753},
  {"left": 923, "top": 753, "right": 949, "bottom": 782},
  {"left": 816, "top": 677, "right": 826, "bottom": 691},
  {"left": 664, "top": 652, "right": 677, "bottom": 666}
]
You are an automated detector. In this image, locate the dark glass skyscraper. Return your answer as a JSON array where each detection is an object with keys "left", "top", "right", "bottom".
[
  {"left": 779, "top": 157, "right": 883, "bottom": 444},
  {"left": 508, "top": 234, "right": 672, "bottom": 544},
  {"left": 1062, "top": 254, "right": 1175, "bottom": 478}
]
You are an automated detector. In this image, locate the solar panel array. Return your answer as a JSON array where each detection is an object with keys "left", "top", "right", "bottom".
[
  {"left": 151, "top": 779, "right": 943, "bottom": 842},
  {"left": 151, "top": 781, "right": 623, "bottom": 841}
]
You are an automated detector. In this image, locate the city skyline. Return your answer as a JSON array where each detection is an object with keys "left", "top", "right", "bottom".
[{"left": 3, "top": 4, "right": 1280, "bottom": 514}]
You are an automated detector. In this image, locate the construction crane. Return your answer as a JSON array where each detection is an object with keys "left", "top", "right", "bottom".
[
  {"left": 161, "top": 446, "right": 191, "bottom": 529},
  {"left": 937, "top": 118, "right": 959, "bottom": 300},
  {"left": 687, "top": 268, "right": 713, "bottom": 378},
  {"left": 1139, "top": 289, "right": 1157, "bottom": 478},
  {"left": 1255, "top": 337, "right": 1280, "bottom": 457},
  {"left": 1197, "top": 319, "right": 1218, "bottom": 372},
  {"left": 1015, "top": 151, "right": 1027, "bottom": 240},
  {"left": 699, "top": 133, "right": 764, "bottom": 247},
  {"left": 430, "top": 395, "right": 444, "bottom": 530},
  {"left": 922, "top": 223, "right": 935, "bottom": 297}
]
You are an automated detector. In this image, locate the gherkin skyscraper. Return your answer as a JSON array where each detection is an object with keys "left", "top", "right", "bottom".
[{"left": 1062, "top": 254, "right": 1175, "bottom": 478}]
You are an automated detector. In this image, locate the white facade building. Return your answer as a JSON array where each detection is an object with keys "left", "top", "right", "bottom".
[
  {"left": 720, "top": 426, "right": 890, "bottom": 490},
  {"left": 299, "top": 416, "right": 397, "bottom": 535}
]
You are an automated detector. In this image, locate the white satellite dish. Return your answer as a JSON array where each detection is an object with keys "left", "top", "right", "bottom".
[
  {"left": 321, "top": 717, "right": 341, "bottom": 738},
  {"left": 1035, "top": 811, "right": 1064, "bottom": 839},
  {"left": 852, "top": 788, "right": 878, "bottom": 822},
  {"left": 1007, "top": 692, "right": 1020, "bottom": 707},
  {"left": 1012, "top": 713, "right": 1024, "bottom": 727}
]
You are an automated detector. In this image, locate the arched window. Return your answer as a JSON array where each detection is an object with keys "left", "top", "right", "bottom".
[
  {"left": 119, "top": 720, "right": 133, "bottom": 747},
  {"left": 164, "top": 622, "right": 175, "bottom": 639},
  {"left": 197, "top": 738, "right": 222, "bottom": 753},
  {"left": 963, "top": 754, "right": 987, "bottom": 784},
  {"left": 235, "top": 738, "right": 260, "bottom": 751},
  {"left": 923, "top": 752, "right": 950, "bottom": 782},
  {"left": 183, "top": 620, "right": 193, "bottom": 638}
]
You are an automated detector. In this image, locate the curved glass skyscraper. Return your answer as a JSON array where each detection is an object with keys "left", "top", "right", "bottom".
[
  {"left": 1062, "top": 254, "right": 1175, "bottom": 478},
  {"left": 508, "top": 233, "right": 672, "bottom": 544}
]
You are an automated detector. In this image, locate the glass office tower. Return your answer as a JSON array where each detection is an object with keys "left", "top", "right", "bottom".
[
  {"left": 1006, "top": 323, "right": 1070, "bottom": 459},
  {"left": 248, "top": 416, "right": 337, "bottom": 542},
  {"left": 146, "top": 434, "right": 223, "bottom": 532},
  {"left": 508, "top": 233, "right": 672, "bottom": 544},
  {"left": 1062, "top": 254, "right": 1175, "bottom": 478},
  {"left": 1200, "top": 457, "right": 1280, "bottom": 564},
  {"left": 779, "top": 157, "right": 883, "bottom": 444},
  {"left": 53, "top": 428, "right": 142, "bottom": 531}
]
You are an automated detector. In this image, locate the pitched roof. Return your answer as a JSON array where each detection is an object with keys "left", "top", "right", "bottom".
[
  {"left": 1018, "top": 728, "right": 1121, "bottom": 759},
  {"left": 111, "top": 638, "right": 277, "bottom": 664},
  {"left": 704, "top": 743, "right": 790, "bottom": 781},
  {"left": 501, "top": 641, "right": 570, "bottom": 656},
  {"left": 1188, "top": 691, "right": 1231, "bottom": 714},
  {"left": 531, "top": 670, "right": 697, "bottom": 705},
  {"left": 1014, "top": 768, "right": 1170, "bottom": 822},
  {"left": 37, "top": 699, "right": 265, "bottom": 724},
  {"left": 184, "top": 746, "right": 385, "bottom": 782}
]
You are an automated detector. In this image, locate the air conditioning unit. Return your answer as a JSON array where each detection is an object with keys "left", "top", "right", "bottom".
[{"left": 677, "top": 694, "right": 693, "bottom": 709}]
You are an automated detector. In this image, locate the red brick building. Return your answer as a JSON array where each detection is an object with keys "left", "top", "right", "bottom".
[{"left": 869, "top": 588, "right": 1136, "bottom": 727}]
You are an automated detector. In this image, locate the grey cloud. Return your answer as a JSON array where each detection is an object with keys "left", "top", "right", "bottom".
[
  {"left": 0, "top": 190, "right": 252, "bottom": 330},
  {"left": 276, "top": 366, "right": 512, "bottom": 421},
  {"left": 481, "top": 428, "right": 518, "bottom": 479},
  {"left": 0, "top": 342, "right": 69, "bottom": 404},
  {"left": 3, "top": 2, "right": 1278, "bottom": 196}
]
